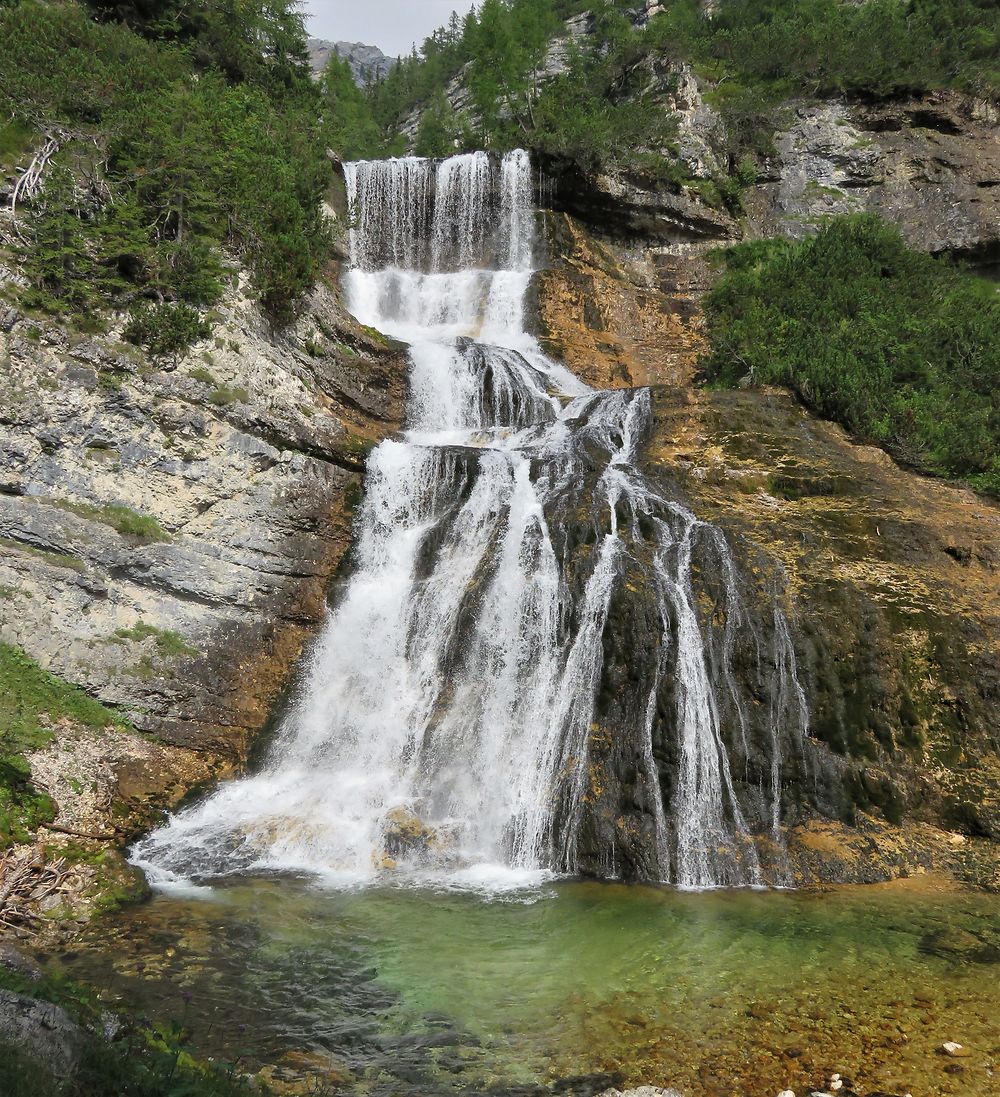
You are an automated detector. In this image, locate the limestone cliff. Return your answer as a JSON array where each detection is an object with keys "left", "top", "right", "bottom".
[{"left": 0, "top": 259, "right": 406, "bottom": 923}]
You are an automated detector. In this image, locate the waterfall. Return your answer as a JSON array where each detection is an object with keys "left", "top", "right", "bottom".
[{"left": 133, "top": 151, "right": 808, "bottom": 892}]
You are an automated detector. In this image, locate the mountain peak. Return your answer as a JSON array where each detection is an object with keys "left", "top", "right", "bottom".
[{"left": 307, "top": 38, "right": 396, "bottom": 86}]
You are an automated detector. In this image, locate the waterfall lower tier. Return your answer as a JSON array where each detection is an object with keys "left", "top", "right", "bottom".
[{"left": 133, "top": 150, "right": 808, "bottom": 892}]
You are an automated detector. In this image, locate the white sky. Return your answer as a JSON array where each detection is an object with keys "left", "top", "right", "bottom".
[{"left": 305, "top": 0, "right": 474, "bottom": 59}]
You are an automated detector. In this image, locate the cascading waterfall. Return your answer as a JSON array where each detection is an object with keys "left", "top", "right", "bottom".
[{"left": 133, "top": 150, "right": 808, "bottom": 892}]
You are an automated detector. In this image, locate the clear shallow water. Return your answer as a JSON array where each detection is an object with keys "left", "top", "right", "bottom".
[{"left": 58, "top": 878, "right": 1000, "bottom": 1096}]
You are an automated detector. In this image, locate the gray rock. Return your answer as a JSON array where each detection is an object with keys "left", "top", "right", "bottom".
[
  {"left": 745, "top": 95, "right": 1000, "bottom": 258},
  {"left": 0, "top": 988, "right": 85, "bottom": 1078},
  {"left": 0, "top": 943, "right": 42, "bottom": 981},
  {"left": 0, "top": 274, "right": 405, "bottom": 767}
]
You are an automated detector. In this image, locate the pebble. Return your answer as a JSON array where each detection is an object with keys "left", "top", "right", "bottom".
[
  {"left": 940, "top": 1040, "right": 970, "bottom": 1057},
  {"left": 777, "top": 1090, "right": 796, "bottom": 1097}
]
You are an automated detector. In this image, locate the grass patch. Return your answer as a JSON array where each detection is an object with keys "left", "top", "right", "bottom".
[
  {"left": 0, "top": 536, "right": 86, "bottom": 573},
  {"left": 209, "top": 385, "right": 250, "bottom": 406},
  {"left": 109, "top": 622, "right": 198, "bottom": 658},
  {"left": 0, "top": 644, "right": 130, "bottom": 847},
  {"left": 46, "top": 499, "right": 169, "bottom": 543}
]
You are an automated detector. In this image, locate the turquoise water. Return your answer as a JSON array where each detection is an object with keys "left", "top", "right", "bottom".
[{"left": 59, "top": 877, "right": 1000, "bottom": 1096}]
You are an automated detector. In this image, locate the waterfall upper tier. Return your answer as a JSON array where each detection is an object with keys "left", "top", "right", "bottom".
[{"left": 132, "top": 149, "right": 809, "bottom": 894}]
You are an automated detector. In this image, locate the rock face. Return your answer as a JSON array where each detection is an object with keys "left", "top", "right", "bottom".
[
  {"left": 0, "top": 988, "right": 84, "bottom": 1078},
  {"left": 0, "top": 259, "right": 407, "bottom": 915},
  {"left": 745, "top": 93, "right": 1000, "bottom": 261},
  {"left": 534, "top": 210, "right": 1000, "bottom": 887}
]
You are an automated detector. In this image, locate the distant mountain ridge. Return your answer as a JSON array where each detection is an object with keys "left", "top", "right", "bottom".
[{"left": 307, "top": 38, "right": 396, "bottom": 85}]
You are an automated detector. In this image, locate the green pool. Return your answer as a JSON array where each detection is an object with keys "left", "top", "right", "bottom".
[{"left": 57, "top": 876, "right": 1000, "bottom": 1096}]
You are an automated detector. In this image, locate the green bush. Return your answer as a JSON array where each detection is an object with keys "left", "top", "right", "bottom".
[
  {"left": 124, "top": 302, "right": 210, "bottom": 361},
  {"left": 0, "top": 0, "right": 332, "bottom": 327},
  {"left": 702, "top": 215, "right": 1000, "bottom": 495}
]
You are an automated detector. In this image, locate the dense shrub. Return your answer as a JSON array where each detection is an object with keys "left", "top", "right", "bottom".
[
  {"left": 0, "top": 0, "right": 331, "bottom": 329},
  {"left": 702, "top": 216, "right": 1000, "bottom": 495}
]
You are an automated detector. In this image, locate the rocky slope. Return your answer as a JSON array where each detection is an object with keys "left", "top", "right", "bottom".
[
  {"left": 539, "top": 56, "right": 1000, "bottom": 264},
  {"left": 532, "top": 208, "right": 1000, "bottom": 888},
  {"left": 0, "top": 246, "right": 407, "bottom": 929}
]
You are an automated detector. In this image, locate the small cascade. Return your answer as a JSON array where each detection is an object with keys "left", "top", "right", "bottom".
[{"left": 133, "top": 150, "right": 809, "bottom": 893}]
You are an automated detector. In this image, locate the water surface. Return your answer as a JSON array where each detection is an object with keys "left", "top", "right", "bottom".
[{"left": 60, "top": 877, "right": 1000, "bottom": 1096}]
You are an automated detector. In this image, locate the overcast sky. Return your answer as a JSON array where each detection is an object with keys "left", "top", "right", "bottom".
[{"left": 305, "top": 1, "right": 474, "bottom": 59}]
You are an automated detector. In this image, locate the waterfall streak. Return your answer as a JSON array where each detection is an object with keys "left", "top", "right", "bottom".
[{"left": 133, "top": 151, "right": 808, "bottom": 892}]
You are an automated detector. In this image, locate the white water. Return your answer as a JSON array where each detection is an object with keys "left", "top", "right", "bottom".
[{"left": 133, "top": 150, "right": 807, "bottom": 892}]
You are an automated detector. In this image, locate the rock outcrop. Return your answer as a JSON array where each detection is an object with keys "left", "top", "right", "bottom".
[
  {"left": 0, "top": 988, "right": 84, "bottom": 1078},
  {"left": 0, "top": 259, "right": 407, "bottom": 923},
  {"left": 746, "top": 93, "right": 1000, "bottom": 261},
  {"left": 534, "top": 210, "right": 1000, "bottom": 887}
]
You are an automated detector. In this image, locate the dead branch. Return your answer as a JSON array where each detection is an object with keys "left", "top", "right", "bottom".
[
  {"left": 0, "top": 845, "right": 73, "bottom": 930},
  {"left": 10, "top": 131, "right": 63, "bottom": 220}
]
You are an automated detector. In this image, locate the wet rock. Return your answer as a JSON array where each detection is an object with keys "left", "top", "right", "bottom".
[
  {"left": 383, "top": 807, "right": 439, "bottom": 859},
  {"left": 596, "top": 1088, "right": 682, "bottom": 1097},
  {"left": 920, "top": 927, "right": 1000, "bottom": 964},
  {"left": 0, "top": 988, "right": 85, "bottom": 1078}
]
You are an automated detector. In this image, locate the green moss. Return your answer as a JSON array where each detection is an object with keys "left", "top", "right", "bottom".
[
  {"left": 110, "top": 622, "right": 198, "bottom": 658},
  {"left": 45, "top": 498, "right": 169, "bottom": 543},
  {"left": 0, "top": 642, "right": 131, "bottom": 748},
  {"left": 0, "top": 643, "right": 131, "bottom": 847}
]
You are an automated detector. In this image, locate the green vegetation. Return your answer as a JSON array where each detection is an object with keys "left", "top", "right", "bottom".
[
  {"left": 322, "top": 55, "right": 400, "bottom": 159},
  {"left": 0, "top": 117, "right": 34, "bottom": 166},
  {"left": 0, "top": 536, "right": 86, "bottom": 573},
  {"left": 0, "top": 967, "right": 269, "bottom": 1097},
  {"left": 647, "top": 0, "right": 1000, "bottom": 103},
  {"left": 0, "top": 644, "right": 130, "bottom": 847},
  {"left": 352, "top": 0, "right": 998, "bottom": 188},
  {"left": 109, "top": 623, "right": 198, "bottom": 658},
  {"left": 702, "top": 216, "right": 1000, "bottom": 495},
  {"left": 0, "top": 0, "right": 333, "bottom": 336},
  {"left": 124, "top": 303, "right": 211, "bottom": 362},
  {"left": 46, "top": 499, "right": 169, "bottom": 543},
  {"left": 209, "top": 385, "right": 250, "bottom": 406},
  {"left": 188, "top": 366, "right": 217, "bottom": 386},
  {"left": 367, "top": 1, "right": 676, "bottom": 172}
]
